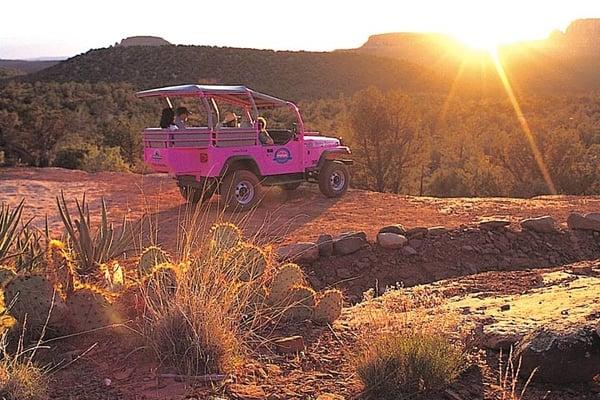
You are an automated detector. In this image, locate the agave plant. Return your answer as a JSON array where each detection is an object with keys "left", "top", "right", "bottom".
[
  {"left": 56, "top": 192, "right": 133, "bottom": 274},
  {"left": 0, "top": 200, "right": 25, "bottom": 264},
  {"left": 14, "top": 222, "right": 49, "bottom": 272}
]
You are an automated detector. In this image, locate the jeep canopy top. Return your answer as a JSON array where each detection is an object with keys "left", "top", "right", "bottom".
[{"left": 136, "top": 84, "right": 289, "bottom": 109}]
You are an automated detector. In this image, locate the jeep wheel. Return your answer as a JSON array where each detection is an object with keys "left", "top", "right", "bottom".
[
  {"left": 318, "top": 161, "right": 349, "bottom": 198},
  {"left": 220, "top": 170, "right": 262, "bottom": 211},
  {"left": 281, "top": 181, "right": 302, "bottom": 191},
  {"left": 179, "top": 182, "right": 216, "bottom": 205}
]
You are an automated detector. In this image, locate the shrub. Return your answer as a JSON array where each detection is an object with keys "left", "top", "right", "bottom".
[
  {"left": 356, "top": 331, "right": 466, "bottom": 400},
  {"left": 53, "top": 147, "right": 88, "bottom": 170},
  {"left": 0, "top": 361, "right": 48, "bottom": 400}
]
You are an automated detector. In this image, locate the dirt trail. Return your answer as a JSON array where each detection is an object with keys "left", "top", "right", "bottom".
[{"left": 2, "top": 167, "right": 600, "bottom": 249}]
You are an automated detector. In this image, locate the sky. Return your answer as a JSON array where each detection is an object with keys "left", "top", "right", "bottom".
[{"left": 1, "top": 0, "right": 600, "bottom": 59}]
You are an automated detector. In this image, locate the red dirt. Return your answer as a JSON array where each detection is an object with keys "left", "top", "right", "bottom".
[{"left": 2, "top": 167, "right": 600, "bottom": 248}]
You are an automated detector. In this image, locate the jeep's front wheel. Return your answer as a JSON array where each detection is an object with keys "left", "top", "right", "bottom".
[
  {"left": 220, "top": 170, "right": 262, "bottom": 211},
  {"left": 318, "top": 161, "right": 349, "bottom": 198}
]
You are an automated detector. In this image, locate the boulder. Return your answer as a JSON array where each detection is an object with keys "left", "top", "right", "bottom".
[
  {"left": 378, "top": 224, "right": 406, "bottom": 235},
  {"left": 405, "top": 227, "right": 428, "bottom": 238},
  {"left": 585, "top": 212, "right": 600, "bottom": 222},
  {"left": 567, "top": 212, "right": 600, "bottom": 231},
  {"left": 333, "top": 236, "right": 366, "bottom": 256},
  {"left": 339, "top": 231, "right": 368, "bottom": 241},
  {"left": 376, "top": 233, "right": 408, "bottom": 249},
  {"left": 520, "top": 216, "right": 557, "bottom": 233},
  {"left": 427, "top": 226, "right": 448, "bottom": 236},
  {"left": 316, "top": 234, "right": 334, "bottom": 257},
  {"left": 479, "top": 219, "right": 511, "bottom": 230},
  {"left": 276, "top": 242, "right": 320, "bottom": 263},
  {"left": 514, "top": 324, "right": 600, "bottom": 383}
]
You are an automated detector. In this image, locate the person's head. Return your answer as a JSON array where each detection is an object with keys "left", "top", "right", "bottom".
[
  {"left": 223, "top": 112, "right": 239, "bottom": 127},
  {"left": 159, "top": 108, "right": 175, "bottom": 128},
  {"left": 257, "top": 116, "right": 267, "bottom": 131},
  {"left": 175, "top": 106, "right": 189, "bottom": 121}
]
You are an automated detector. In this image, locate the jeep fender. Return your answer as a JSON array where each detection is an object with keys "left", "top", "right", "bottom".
[
  {"left": 219, "top": 156, "right": 262, "bottom": 178},
  {"left": 316, "top": 147, "right": 353, "bottom": 170}
]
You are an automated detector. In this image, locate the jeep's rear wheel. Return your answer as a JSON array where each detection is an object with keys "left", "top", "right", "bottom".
[
  {"left": 220, "top": 170, "right": 262, "bottom": 211},
  {"left": 179, "top": 181, "right": 216, "bottom": 205},
  {"left": 318, "top": 161, "right": 349, "bottom": 198}
]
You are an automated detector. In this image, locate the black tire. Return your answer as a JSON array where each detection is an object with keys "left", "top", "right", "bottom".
[
  {"left": 281, "top": 181, "right": 302, "bottom": 191},
  {"left": 179, "top": 183, "right": 216, "bottom": 205},
  {"left": 318, "top": 161, "right": 349, "bottom": 198},
  {"left": 220, "top": 170, "right": 262, "bottom": 211}
]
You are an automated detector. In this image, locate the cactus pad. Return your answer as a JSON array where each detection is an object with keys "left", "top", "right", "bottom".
[
  {"left": 312, "top": 289, "right": 343, "bottom": 325},
  {"left": 66, "top": 285, "right": 121, "bottom": 331},
  {"left": 3, "top": 275, "right": 66, "bottom": 333},
  {"left": 267, "top": 263, "right": 305, "bottom": 305},
  {"left": 0, "top": 266, "right": 16, "bottom": 287},
  {"left": 282, "top": 285, "right": 316, "bottom": 321},
  {"left": 227, "top": 243, "right": 268, "bottom": 281},
  {"left": 208, "top": 223, "right": 242, "bottom": 252},
  {"left": 138, "top": 246, "right": 170, "bottom": 277}
]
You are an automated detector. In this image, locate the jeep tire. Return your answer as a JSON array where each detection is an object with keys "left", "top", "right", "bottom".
[
  {"left": 220, "top": 169, "right": 262, "bottom": 211},
  {"left": 318, "top": 161, "right": 349, "bottom": 198}
]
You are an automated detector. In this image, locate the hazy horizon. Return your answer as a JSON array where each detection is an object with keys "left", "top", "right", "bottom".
[{"left": 2, "top": 0, "right": 600, "bottom": 59}]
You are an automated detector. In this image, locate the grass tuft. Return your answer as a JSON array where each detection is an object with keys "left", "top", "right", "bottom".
[{"left": 356, "top": 330, "right": 466, "bottom": 400}]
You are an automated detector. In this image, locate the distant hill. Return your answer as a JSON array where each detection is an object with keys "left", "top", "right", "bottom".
[
  {"left": 22, "top": 45, "right": 443, "bottom": 100},
  {"left": 0, "top": 59, "right": 61, "bottom": 75},
  {"left": 115, "top": 36, "right": 172, "bottom": 47}
]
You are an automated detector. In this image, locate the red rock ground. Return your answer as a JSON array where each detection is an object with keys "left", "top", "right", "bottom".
[{"left": 1, "top": 167, "right": 599, "bottom": 399}]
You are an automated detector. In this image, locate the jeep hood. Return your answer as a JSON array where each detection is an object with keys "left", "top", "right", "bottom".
[{"left": 304, "top": 135, "right": 340, "bottom": 148}]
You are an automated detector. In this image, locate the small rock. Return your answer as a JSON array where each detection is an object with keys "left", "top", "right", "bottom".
[
  {"left": 402, "top": 246, "right": 417, "bottom": 256},
  {"left": 229, "top": 384, "right": 266, "bottom": 400},
  {"left": 500, "top": 304, "right": 510, "bottom": 311},
  {"left": 427, "top": 226, "right": 448, "bottom": 236},
  {"left": 273, "top": 336, "right": 305, "bottom": 354},
  {"left": 316, "top": 394, "right": 345, "bottom": 400},
  {"left": 376, "top": 232, "right": 408, "bottom": 249},
  {"left": 276, "top": 242, "right": 319, "bottom": 263},
  {"left": 405, "top": 227, "right": 428, "bottom": 238},
  {"left": 567, "top": 212, "right": 600, "bottom": 232},
  {"left": 316, "top": 234, "right": 334, "bottom": 257},
  {"left": 333, "top": 236, "right": 365, "bottom": 256},
  {"left": 461, "top": 245, "right": 475, "bottom": 252},
  {"left": 514, "top": 324, "right": 600, "bottom": 383},
  {"left": 378, "top": 224, "right": 407, "bottom": 235},
  {"left": 520, "top": 216, "right": 557, "bottom": 233},
  {"left": 479, "top": 219, "right": 511, "bottom": 230},
  {"left": 570, "top": 265, "right": 594, "bottom": 275}
]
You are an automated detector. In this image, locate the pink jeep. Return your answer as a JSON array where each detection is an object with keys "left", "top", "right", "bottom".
[{"left": 138, "top": 85, "right": 352, "bottom": 210}]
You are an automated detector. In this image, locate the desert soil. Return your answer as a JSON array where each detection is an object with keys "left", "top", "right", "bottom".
[{"left": 1, "top": 167, "right": 599, "bottom": 400}]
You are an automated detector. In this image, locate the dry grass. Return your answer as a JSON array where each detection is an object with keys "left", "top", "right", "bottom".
[
  {"left": 494, "top": 348, "right": 536, "bottom": 400},
  {"left": 355, "top": 330, "right": 466, "bottom": 400},
  {"left": 0, "top": 360, "right": 48, "bottom": 400},
  {"left": 139, "top": 204, "right": 277, "bottom": 376}
]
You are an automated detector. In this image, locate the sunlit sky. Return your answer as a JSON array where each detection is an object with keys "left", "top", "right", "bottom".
[{"left": 1, "top": 0, "right": 600, "bottom": 59}]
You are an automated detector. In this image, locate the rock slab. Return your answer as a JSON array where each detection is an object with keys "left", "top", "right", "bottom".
[
  {"left": 376, "top": 233, "right": 408, "bottom": 249},
  {"left": 520, "top": 216, "right": 557, "bottom": 233},
  {"left": 567, "top": 212, "right": 600, "bottom": 231},
  {"left": 333, "top": 236, "right": 366, "bottom": 256}
]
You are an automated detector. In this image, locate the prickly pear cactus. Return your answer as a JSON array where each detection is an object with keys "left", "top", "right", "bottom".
[
  {"left": 282, "top": 285, "right": 316, "bottom": 321},
  {"left": 227, "top": 243, "right": 268, "bottom": 281},
  {"left": 208, "top": 222, "right": 242, "bottom": 252},
  {"left": 138, "top": 246, "right": 170, "bottom": 277},
  {"left": 66, "top": 284, "right": 121, "bottom": 331},
  {"left": 312, "top": 289, "right": 343, "bottom": 325},
  {"left": 46, "top": 240, "right": 77, "bottom": 296},
  {"left": 142, "top": 263, "right": 179, "bottom": 309},
  {"left": 3, "top": 275, "right": 67, "bottom": 333},
  {"left": 267, "top": 263, "right": 305, "bottom": 305},
  {"left": 0, "top": 266, "right": 16, "bottom": 287}
]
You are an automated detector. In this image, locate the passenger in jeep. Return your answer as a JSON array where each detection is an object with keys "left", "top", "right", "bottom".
[
  {"left": 174, "top": 107, "right": 189, "bottom": 129},
  {"left": 257, "top": 117, "right": 274, "bottom": 145},
  {"left": 159, "top": 108, "right": 177, "bottom": 129}
]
